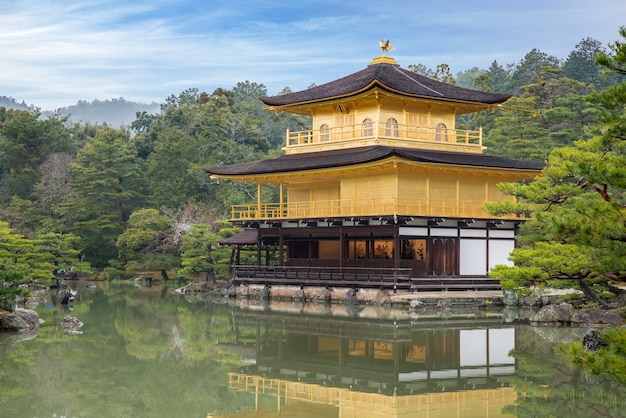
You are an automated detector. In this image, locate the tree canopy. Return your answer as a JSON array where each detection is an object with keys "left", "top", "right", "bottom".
[
  {"left": 0, "top": 28, "right": 625, "bottom": 285},
  {"left": 485, "top": 26, "right": 626, "bottom": 306}
]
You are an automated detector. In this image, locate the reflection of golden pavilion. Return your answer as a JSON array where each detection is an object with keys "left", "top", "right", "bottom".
[
  {"left": 219, "top": 307, "right": 518, "bottom": 417},
  {"left": 226, "top": 374, "right": 515, "bottom": 417}
]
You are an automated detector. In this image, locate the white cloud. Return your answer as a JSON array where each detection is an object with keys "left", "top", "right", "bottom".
[{"left": 1, "top": 0, "right": 625, "bottom": 110}]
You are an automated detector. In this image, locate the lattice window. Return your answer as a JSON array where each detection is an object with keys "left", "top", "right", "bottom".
[
  {"left": 335, "top": 114, "right": 354, "bottom": 127},
  {"left": 408, "top": 113, "right": 429, "bottom": 126}
]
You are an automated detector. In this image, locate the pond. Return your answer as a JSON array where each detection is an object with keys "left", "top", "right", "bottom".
[{"left": 1, "top": 281, "right": 625, "bottom": 418}]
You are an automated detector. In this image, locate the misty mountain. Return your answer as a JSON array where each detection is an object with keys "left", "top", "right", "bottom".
[
  {"left": 1, "top": 95, "right": 160, "bottom": 127},
  {"left": 49, "top": 98, "right": 161, "bottom": 127},
  {"left": 0, "top": 96, "right": 35, "bottom": 112}
]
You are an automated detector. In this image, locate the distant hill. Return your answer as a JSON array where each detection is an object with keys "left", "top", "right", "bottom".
[
  {"left": 0, "top": 96, "right": 34, "bottom": 112},
  {"left": 1, "top": 96, "right": 161, "bottom": 127},
  {"left": 50, "top": 98, "right": 161, "bottom": 127}
]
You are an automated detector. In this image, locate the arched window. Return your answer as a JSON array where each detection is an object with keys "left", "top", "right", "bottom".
[
  {"left": 385, "top": 118, "right": 398, "bottom": 137},
  {"left": 362, "top": 118, "right": 373, "bottom": 137},
  {"left": 320, "top": 124, "right": 330, "bottom": 142},
  {"left": 435, "top": 123, "right": 448, "bottom": 142}
]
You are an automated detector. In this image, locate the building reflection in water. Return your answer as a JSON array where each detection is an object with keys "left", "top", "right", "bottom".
[{"left": 220, "top": 302, "right": 517, "bottom": 417}]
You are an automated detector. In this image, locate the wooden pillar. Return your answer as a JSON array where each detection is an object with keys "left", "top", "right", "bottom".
[
  {"left": 394, "top": 224, "right": 400, "bottom": 270},
  {"left": 279, "top": 229, "right": 284, "bottom": 266},
  {"left": 229, "top": 246, "right": 237, "bottom": 278},
  {"left": 279, "top": 181, "right": 284, "bottom": 217},
  {"left": 426, "top": 171, "right": 430, "bottom": 212},
  {"left": 257, "top": 183, "right": 262, "bottom": 217},
  {"left": 339, "top": 225, "right": 344, "bottom": 268},
  {"left": 256, "top": 230, "right": 262, "bottom": 266},
  {"left": 308, "top": 234, "right": 312, "bottom": 267},
  {"left": 229, "top": 246, "right": 236, "bottom": 266},
  {"left": 456, "top": 173, "right": 460, "bottom": 216}
]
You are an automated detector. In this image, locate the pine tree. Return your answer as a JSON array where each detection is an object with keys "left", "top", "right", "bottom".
[
  {"left": 485, "top": 28, "right": 626, "bottom": 306},
  {"left": 63, "top": 127, "right": 146, "bottom": 267}
]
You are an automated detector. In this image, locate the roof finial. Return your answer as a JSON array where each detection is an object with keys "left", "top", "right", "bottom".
[
  {"left": 379, "top": 38, "right": 395, "bottom": 56},
  {"left": 371, "top": 38, "right": 397, "bottom": 65}
]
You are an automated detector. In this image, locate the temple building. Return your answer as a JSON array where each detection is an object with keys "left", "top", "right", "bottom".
[{"left": 204, "top": 48, "right": 544, "bottom": 290}]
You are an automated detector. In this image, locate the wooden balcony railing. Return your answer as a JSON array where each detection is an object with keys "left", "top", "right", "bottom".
[
  {"left": 232, "top": 265, "right": 413, "bottom": 292},
  {"left": 286, "top": 122, "right": 482, "bottom": 150},
  {"left": 230, "top": 198, "right": 523, "bottom": 221}
]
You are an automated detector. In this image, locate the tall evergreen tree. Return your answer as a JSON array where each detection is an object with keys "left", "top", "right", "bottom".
[
  {"left": 63, "top": 127, "right": 146, "bottom": 267},
  {"left": 508, "top": 49, "right": 560, "bottom": 95},
  {"left": 484, "top": 67, "right": 599, "bottom": 159},
  {"left": 144, "top": 88, "right": 274, "bottom": 211},
  {"left": 486, "top": 60, "right": 511, "bottom": 94},
  {"left": 563, "top": 37, "right": 610, "bottom": 89}
]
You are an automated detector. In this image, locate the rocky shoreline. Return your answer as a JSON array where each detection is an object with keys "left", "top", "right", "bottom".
[
  {"left": 2, "top": 282, "right": 625, "bottom": 333},
  {"left": 178, "top": 282, "right": 626, "bottom": 327},
  {"left": 0, "top": 307, "right": 42, "bottom": 331},
  {"left": 0, "top": 290, "right": 84, "bottom": 334}
]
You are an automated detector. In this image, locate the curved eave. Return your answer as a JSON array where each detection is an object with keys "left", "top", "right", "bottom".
[
  {"left": 264, "top": 80, "right": 508, "bottom": 116},
  {"left": 209, "top": 162, "right": 541, "bottom": 186},
  {"left": 205, "top": 147, "right": 544, "bottom": 183}
]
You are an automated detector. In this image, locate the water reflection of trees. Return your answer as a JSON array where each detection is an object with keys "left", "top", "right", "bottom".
[
  {"left": 0, "top": 284, "right": 247, "bottom": 417},
  {"left": 2, "top": 284, "right": 626, "bottom": 417},
  {"left": 506, "top": 326, "right": 626, "bottom": 417}
]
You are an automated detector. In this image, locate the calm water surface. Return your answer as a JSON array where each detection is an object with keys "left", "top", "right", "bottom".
[{"left": 1, "top": 281, "right": 625, "bottom": 418}]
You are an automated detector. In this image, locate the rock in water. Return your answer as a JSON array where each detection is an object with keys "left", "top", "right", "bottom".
[
  {"left": 437, "top": 299, "right": 451, "bottom": 310},
  {"left": 57, "top": 290, "right": 71, "bottom": 304},
  {"left": 293, "top": 287, "right": 306, "bottom": 302},
  {"left": 60, "top": 316, "right": 84, "bottom": 334},
  {"left": 346, "top": 288, "right": 362, "bottom": 304},
  {"left": 314, "top": 287, "right": 332, "bottom": 303},
  {"left": 375, "top": 289, "right": 391, "bottom": 305},
  {"left": 582, "top": 329, "right": 607, "bottom": 352},
  {"left": 409, "top": 299, "right": 426, "bottom": 311},
  {"left": 0, "top": 308, "right": 41, "bottom": 331},
  {"left": 15, "top": 308, "right": 40, "bottom": 328},
  {"left": 571, "top": 309, "right": 623, "bottom": 326},
  {"left": 0, "top": 312, "right": 27, "bottom": 330},
  {"left": 259, "top": 285, "right": 271, "bottom": 300},
  {"left": 530, "top": 303, "right": 575, "bottom": 324}
]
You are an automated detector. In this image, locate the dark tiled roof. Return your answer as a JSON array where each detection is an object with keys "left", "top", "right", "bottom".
[
  {"left": 204, "top": 146, "right": 545, "bottom": 177},
  {"left": 261, "top": 62, "right": 511, "bottom": 106},
  {"left": 219, "top": 229, "right": 258, "bottom": 245}
]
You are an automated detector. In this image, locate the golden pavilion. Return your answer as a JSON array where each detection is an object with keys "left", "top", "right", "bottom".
[{"left": 204, "top": 48, "right": 544, "bottom": 290}]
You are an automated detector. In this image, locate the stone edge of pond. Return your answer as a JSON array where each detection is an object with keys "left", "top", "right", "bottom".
[{"left": 186, "top": 282, "right": 585, "bottom": 309}]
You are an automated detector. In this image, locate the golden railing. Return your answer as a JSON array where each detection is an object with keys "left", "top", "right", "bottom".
[
  {"left": 227, "top": 372, "right": 517, "bottom": 417},
  {"left": 286, "top": 122, "right": 482, "bottom": 148},
  {"left": 230, "top": 198, "right": 521, "bottom": 221}
]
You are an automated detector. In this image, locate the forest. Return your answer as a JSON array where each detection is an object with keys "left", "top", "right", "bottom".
[{"left": 0, "top": 29, "right": 624, "bottom": 303}]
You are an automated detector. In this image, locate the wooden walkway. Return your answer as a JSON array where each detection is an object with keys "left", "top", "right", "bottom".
[{"left": 231, "top": 266, "right": 501, "bottom": 293}]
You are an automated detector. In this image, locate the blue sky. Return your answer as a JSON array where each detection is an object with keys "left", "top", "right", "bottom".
[{"left": 1, "top": 0, "right": 625, "bottom": 110}]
